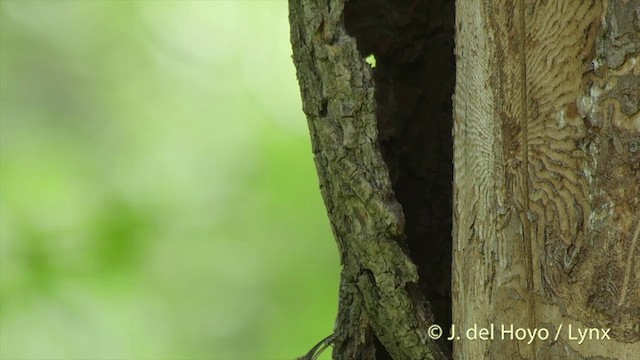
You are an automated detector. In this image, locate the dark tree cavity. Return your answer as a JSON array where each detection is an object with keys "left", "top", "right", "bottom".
[{"left": 345, "top": 0, "right": 456, "bottom": 354}]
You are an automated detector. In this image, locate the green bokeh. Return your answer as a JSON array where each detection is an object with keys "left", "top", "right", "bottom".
[{"left": 0, "top": 1, "right": 340, "bottom": 359}]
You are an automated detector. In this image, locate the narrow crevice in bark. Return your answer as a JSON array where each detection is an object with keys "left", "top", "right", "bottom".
[{"left": 344, "top": 0, "right": 456, "bottom": 354}]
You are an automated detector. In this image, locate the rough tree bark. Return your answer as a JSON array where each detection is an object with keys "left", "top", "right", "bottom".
[
  {"left": 289, "top": 0, "right": 639, "bottom": 359},
  {"left": 289, "top": 1, "right": 452, "bottom": 358}
]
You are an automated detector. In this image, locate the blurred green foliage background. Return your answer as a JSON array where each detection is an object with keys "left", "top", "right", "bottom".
[{"left": 0, "top": 1, "right": 339, "bottom": 359}]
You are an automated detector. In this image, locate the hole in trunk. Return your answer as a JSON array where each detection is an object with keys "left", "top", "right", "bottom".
[{"left": 344, "top": 0, "right": 456, "bottom": 354}]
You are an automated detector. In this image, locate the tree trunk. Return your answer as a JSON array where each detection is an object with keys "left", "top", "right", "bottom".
[
  {"left": 453, "top": 1, "right": 639, "bottom": 358},
  {"left": 289, "top": 0, "right": 639, "bottom": 359}
]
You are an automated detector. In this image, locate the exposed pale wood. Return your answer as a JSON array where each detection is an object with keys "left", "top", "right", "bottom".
[
  {"left": 454, "top": 0, "right": 640, "bottom": 359},
  {"left": 453, "top": 1, "right": 532, "bottom": 358}
]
